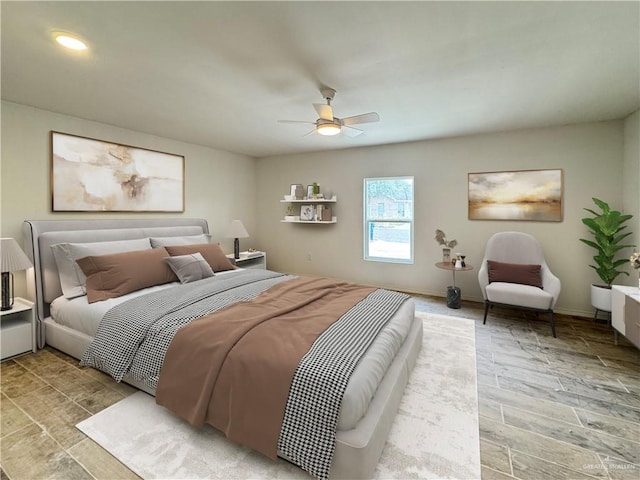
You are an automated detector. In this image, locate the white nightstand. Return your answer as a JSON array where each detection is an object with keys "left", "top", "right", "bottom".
[
  {"left": 226, "top": 251, "right": 267, "bottom": 270},
  {"left": 1, "top": 297, "right": 36, "bottom": 360}
]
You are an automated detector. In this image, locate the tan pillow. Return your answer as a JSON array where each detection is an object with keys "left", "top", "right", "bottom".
[
  {"left": 165, "top": 243, "right": 236, "bottom": 272},
  {"left": 165, "top": 253, "right": 214, "bottom": 283},
  {"left": 76, "top": 247, "right": 178, "bottom": 303},
  {"left": 487, "top": 260, "right": 542, "bottom": 288}
]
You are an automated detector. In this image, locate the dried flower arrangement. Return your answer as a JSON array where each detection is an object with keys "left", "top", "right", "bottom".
[{"left": 434, "top": 229, "right": 458, "bottom": 249}]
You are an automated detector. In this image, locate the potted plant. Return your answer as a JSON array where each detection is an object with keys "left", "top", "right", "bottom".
[
  {"left": 284, "top": 205, "right": 297, "bottom": 222},
  {"left": 579, "top": 197, "right": 634, "bottom": 313}
]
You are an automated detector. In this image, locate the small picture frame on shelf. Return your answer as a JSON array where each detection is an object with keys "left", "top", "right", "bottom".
[
  {"left": 300, "top": 204, "right": 315, "bottom": 221},
  {"left": 291, "top": 184, "right": 304, "bottom": 199},
  {"left": 306, "top": 185, "right": 314, "bottom": 199}
]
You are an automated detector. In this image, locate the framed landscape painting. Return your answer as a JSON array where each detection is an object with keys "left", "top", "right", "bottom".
[
  {"left": 51, "top": 131, "right": 184, "bottom": 212},
  {"left": 468, "top": 169, "right": 563, "bottom": 221}
]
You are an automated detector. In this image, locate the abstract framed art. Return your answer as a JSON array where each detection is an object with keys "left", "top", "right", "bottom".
[
  {"left": 51, "top": 131, "right": 184, "bottom": 212},
  {"left": 468, "top": 169, "right": 563, "bottom": 221}
]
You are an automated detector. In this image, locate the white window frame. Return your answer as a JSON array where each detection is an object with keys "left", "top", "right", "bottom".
[{"left": 363, "top": 176, "right": 414, "bottom": 264}]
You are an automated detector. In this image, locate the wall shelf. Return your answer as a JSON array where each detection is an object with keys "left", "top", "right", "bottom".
[
  {"left": 281, "top": 196, "right": 337, "bottom": 223},
  {"left": 281, "top": 217, "right": 337, "bottom": 224},
  {"left": 280, "top": 196, "right": 337, "bottom": 203}
]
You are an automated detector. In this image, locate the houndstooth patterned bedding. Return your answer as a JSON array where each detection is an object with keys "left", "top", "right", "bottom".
[
  {"left": 81, "top": 269, "right": 290, "bottom": 386},
  {"left": 81, "top": 270, "right": 409, "bottom": 480},
  {"left": 278, "top": 288, "right": 409, "bottom": 479}
]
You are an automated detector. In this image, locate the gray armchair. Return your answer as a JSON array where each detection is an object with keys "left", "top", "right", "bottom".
[{"left": 478, "top": 232, "right": 561, "bottom": 337}]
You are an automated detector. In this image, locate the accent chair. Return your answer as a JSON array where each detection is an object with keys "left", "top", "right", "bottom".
[{"left": 478, "top": 231, "right": 561, "bottom": 337}]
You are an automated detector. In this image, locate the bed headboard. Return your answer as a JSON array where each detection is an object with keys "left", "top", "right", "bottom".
[{"left": 23, "top": 218, "right": 209, "bottom": 347}]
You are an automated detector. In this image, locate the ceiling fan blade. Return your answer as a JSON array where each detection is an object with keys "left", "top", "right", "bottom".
[
  {"left": 342, "top": 126, "right": 364, "bottom": 137},
  {"left": 313, "top": 103, "right": 334, "bottom": 121},
  {"left": 341, "top": 112, "right": 380, "bottom": 126},
  {"left": 303, "top": 128, "right": 317, "bottom": 137},
  {"left": 278, "top": 120, "right": 316, "bottom": 124}
]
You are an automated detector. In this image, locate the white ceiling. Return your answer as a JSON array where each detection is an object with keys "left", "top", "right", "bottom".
[{"left": 2, "top": 1, "right": 639, "bottom": 158}]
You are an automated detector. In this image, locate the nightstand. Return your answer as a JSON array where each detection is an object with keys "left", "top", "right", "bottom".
[
  {"left": 226, "top": 251, "right": 267, "bottom": 270},
  {"left": 1, "top": 297, "right": 36, "bottom": 360}
]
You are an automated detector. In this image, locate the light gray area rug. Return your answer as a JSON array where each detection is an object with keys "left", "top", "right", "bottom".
[{"left": 76, "top": 312, "right": 480, "bottom": 479}]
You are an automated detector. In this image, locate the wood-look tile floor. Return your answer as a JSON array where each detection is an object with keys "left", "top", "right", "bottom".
[{"left": 1, "top": 295, "right": 638, "bottom": 480}]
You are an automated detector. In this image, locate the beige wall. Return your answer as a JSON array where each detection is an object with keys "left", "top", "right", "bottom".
[
  {"left": 1, "top": 101, "right": 257, "bottom": 297},
  {"left": 2, "top": 100, "right": 635, "bottom": 316},
  {"left": 256, "top": 120, "right": 630, "bottom": 316}
]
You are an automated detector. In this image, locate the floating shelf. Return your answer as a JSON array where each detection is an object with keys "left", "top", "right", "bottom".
[
  {"left": 281, "top": 216, "right": 337, "bottom": 224},
  {"left": 280, "top": 196, "right": 337, "bottom": 203}
]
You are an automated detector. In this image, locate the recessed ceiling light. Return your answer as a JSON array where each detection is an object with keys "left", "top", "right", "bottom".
[{"left": 53, "top": 32, "right": 88, "bottom": 51}]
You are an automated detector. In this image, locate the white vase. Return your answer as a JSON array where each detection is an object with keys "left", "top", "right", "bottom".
[{"left": 590, "top": 284, "right": 612, "bottom": 312}]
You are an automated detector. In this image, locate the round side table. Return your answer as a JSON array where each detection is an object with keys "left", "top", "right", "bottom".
[{"left": 435, "top": 262, "right": 474, "bottom": 309}]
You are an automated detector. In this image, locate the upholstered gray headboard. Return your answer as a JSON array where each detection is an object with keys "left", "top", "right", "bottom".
[{"left": 23, "top": 218, "right": 209, "bottom": 346}]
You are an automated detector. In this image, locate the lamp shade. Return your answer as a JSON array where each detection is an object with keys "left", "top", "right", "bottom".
[
  {"left": 226, "top": 220, "right": 249, "bottom": 239},
  {"left": 1, "top": 238, "right": 32, "bottom": 273}
]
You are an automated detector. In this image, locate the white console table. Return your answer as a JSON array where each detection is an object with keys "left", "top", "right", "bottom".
[{"left": 611, "top": 285, "right": 640, "bottom": 348}]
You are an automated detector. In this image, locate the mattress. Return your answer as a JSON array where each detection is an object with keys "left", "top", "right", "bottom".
[{"left": 51, "top": 270, "right": 414, "bottom": 430}]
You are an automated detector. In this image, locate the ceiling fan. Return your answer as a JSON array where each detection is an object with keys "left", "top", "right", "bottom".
[{"left": 278, "top": 88, "right": 380, "bottom": 137}]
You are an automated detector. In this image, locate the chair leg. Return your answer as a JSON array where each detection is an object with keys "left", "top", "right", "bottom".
[
  {"left": 549, "top": 311, "right": 556, "bottom": 338},
  {"left": 483, "top": 301, "right": 490, "bottom": 325}
]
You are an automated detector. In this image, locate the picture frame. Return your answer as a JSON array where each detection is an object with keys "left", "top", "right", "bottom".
[
  {"left": 300, "top": 204, "right": 315, "bottom": 221},
  {"left": 468, "top": 169, "right": 563, "bottom": 221},
  {"left": 51, "top": 131, "right": 184, "bottom": 212},
  {"left": 290, "top": 184, "right": 303, "bottom": 198},
  {"left": 307, "top": 185, "right": 314, "bottom": 199}
]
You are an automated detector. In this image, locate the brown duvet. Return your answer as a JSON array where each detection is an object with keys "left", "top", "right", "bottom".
[{"left": 155, "top": 276, "right": 376, "bottom": 459}]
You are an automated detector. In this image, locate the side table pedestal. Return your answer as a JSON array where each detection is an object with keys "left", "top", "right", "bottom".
[
  {"left": 447, "top": 286, "right": 461, "bottom": 309},
  {"left": 435, "top": 262, "right": 474, "bottom": 309}
]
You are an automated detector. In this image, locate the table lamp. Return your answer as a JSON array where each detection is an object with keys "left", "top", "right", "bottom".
[
  {"left": 1, "top": 238, "right": 33, "bottom": 311},
  {"left": 226, "top": 220, "right": 249, "bottom": 259}
]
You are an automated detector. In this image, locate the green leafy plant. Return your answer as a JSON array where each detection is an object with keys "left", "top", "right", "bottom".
[{"left": 580, "top": 197, "right": 634, "bottom": 286}]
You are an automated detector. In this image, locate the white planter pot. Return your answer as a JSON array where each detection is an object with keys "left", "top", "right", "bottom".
[{"left": 590, "top": 284, "right": 612, "bottom": 312}]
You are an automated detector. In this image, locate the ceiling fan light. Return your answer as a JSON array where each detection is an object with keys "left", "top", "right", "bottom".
[
  {"left": 317, "top": 123, "right": 341, "bottom": 136},
  {"left": 53, "top": 32, "right": 88, "bottom": 50}
]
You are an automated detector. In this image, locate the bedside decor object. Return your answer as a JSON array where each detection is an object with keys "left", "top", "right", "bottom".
[
  {"left": 580, "top": 197, "right": 634, "bottom": 317},
  {"left": 300, "top": 205, "right": 315, "bottom": 221},
  {"left": 1, "top": 238, "right": 33, "bottom": 311},
  {"left": 226, "top": 220, "right": 250, "bottom": 259},
  {"left": 468, "top": 169, "right": 563, "bottom": 221},
  {"left": 51, "top": 131, "right": 184, "bottom": 212}
]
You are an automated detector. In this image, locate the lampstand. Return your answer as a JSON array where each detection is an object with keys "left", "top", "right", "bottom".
[
  {"left": 1, "top": 271, "right": 13, "bottom": 311},
  {"left": 225, "top": 220, "right": 250, "bottom": 260}
]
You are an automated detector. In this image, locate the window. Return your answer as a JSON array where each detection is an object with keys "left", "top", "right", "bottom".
[{"left": 364, "top": 176, "right": 414, "bottom": 263}]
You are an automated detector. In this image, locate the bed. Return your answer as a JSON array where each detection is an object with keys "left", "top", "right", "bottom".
[{"left": 23, "top": 218, "right": 423, "bottom": 480}]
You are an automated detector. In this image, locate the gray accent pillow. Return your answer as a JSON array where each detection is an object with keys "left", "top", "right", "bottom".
[
  {"left": 165, "top": 253, "right": 215, "bottom": 284},
  {"left": 150, "top": 234, "right": 212, "bottom": 247},
  {"left": 51, "top": 238, "right": 152, "bottom": 299}
]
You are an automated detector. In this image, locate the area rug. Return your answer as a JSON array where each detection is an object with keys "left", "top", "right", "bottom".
[{"left": 76, "top": 312, "right": 480, "bottom": 479}]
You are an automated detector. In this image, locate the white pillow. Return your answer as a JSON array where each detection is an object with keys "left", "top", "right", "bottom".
[
  {"left": 51, "top": 238, "right": 152, "bottom": 298},
  {"left": 149, "top": 234, "right": 212, "bottom": 247}
]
